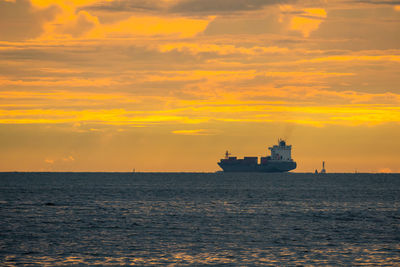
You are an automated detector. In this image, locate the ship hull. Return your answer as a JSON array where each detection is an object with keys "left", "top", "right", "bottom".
[{"left": 218, "top": 161, "right": 296, "bottom": 173}]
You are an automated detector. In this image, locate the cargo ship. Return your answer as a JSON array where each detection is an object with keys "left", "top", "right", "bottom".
[{"left": 218, "top": 139, "right": 297, "bottom": 172}]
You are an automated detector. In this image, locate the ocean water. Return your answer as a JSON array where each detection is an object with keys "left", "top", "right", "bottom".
[{"left": 1, "top": 172, "right": 399, "bottom": 266}]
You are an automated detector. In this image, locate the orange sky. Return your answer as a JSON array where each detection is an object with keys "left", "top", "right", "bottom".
[{"left": 0, "top": 0, "right": 399, "bottom": 172}]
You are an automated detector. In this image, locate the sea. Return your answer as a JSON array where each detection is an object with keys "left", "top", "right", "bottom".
[{"left": 1, "top": 172, "right": 399, "bottom": 266}]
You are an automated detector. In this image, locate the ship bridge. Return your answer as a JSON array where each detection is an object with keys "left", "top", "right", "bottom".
[{"left": 268, "top": 139, "right": 293, "bottom": 161}]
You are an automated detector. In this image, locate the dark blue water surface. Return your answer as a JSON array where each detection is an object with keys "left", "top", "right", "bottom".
[{"left": 1, "top": 172, "right": 399, "bottom": 265}]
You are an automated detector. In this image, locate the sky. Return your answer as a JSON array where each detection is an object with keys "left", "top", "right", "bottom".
[{"left": 0, "top": 0, "right": 399, "bottom": 172}]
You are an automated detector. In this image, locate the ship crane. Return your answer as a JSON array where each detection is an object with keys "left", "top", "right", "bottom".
[{"left": 225, "top": 150, "right": 231, "bottom": 159}]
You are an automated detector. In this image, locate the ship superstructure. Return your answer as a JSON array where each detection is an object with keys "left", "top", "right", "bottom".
[{"left": 218, "top": 139, "right": 296, "bottom": 172}]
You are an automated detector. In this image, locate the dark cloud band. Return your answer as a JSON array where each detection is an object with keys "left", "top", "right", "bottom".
[
  {"left": 82, "top": 0, "right": 164, "bottom": 13},
  {"left": 82, "top": 0, "right": 295, "bottom": 16},
  {"left": 170, "top": 0, "right": 293, "bottom": 14}
]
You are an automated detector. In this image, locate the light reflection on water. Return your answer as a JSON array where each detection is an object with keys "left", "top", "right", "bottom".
[
  {"left": 3, "top": 246, "right": 400, "bottom": 266},
  {"left": 1, "top": 172, "right": 399, "bottom": 265}
]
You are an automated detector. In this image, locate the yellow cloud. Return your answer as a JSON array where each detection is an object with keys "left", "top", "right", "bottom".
[
  {"left": 263, "top": 71, "right": 354, "bottom": 78},
  {"left": 307, "top": 55, "right": 400, "bottom": 63},
  {"left": 171, "top": 129, "right": 218, "bottom": 135},
  {"left": 0, "top": 77, "right": 119, "bottom": 87},
  {"left": 34, "top": 1, "right": 101, "bottom": 39},
  {"left": 0, "top": 108, "right": 208, "bottom": 125},
  {"left": 62, "top": 155, "right": 75, "bottom": 162},
  {"left": 33, "top": 1, "right": 211, "bottom": 39},
  {"left": 44, "top": 158, "right": 54, "bottom": 164},
  {"left": 89, "top": 15, "right": 212, "bottom": 38},
  {"left": 290, "top": 8, "right": 326, "bottom": 37},
  {"left": 0, "top": 90, "right": 138, "bottom": 105},
  {"left": 2, "top": 102, "right": 399, "bottom": 127},
  {"left": 31, "top": 0, "right": 102, "bottom": 8},
  {"left": 290, "top": 17, "right": 320, "bottom": 37}
]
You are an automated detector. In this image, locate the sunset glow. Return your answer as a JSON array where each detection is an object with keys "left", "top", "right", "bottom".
[{"left": 1, "top": 0, "right": 399, "bottom": 172}]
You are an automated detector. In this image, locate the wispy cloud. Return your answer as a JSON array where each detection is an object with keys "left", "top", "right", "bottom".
[
  {"left": 44, "top": 158, "right": 54, "bottom": 164},
  {"left": 171, "top": 129, "right": 219, "bottom": 135}
]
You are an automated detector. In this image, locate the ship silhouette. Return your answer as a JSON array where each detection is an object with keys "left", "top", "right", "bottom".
[{"left": 218, "top": 139, "right": 297, "bottom": 172}]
